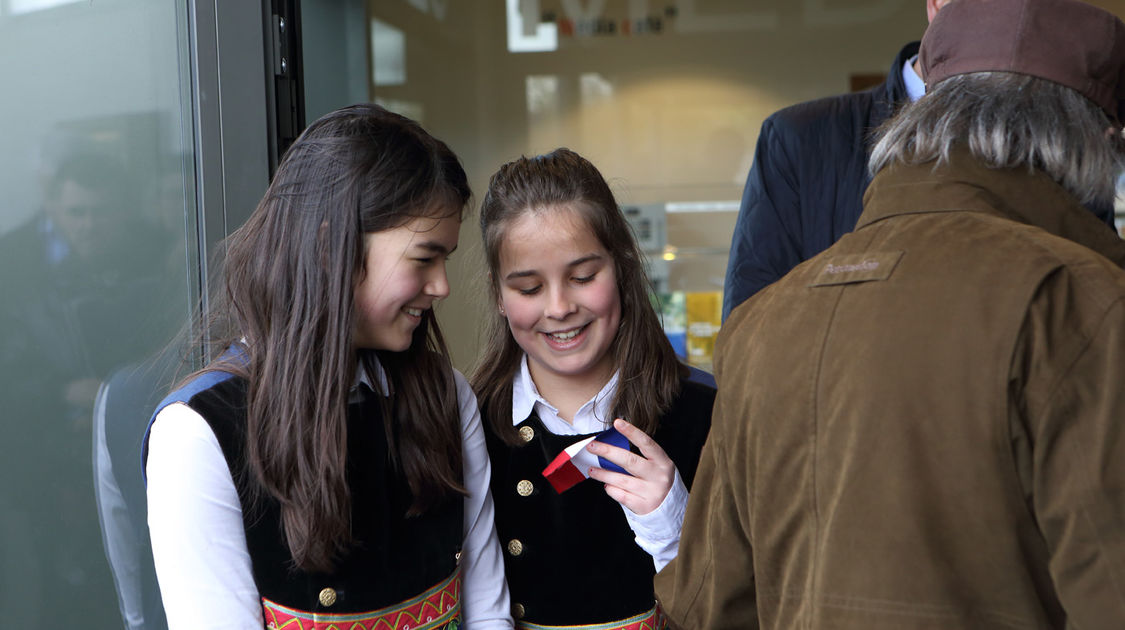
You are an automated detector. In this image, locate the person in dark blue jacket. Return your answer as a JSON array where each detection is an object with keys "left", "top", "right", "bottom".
[
  {"left": 722, "top": 40, "right": 922, "bottom": 321},
  {"left": 723, "top": 0, "right": 1118, "bottom": 320},
  {"left": 723, "top": 38, "right": 925, "bottom": 321}
]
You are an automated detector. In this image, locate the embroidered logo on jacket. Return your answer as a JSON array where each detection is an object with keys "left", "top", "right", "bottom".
[{"left": 810, "top": 251, "right": 904, "bottom": 287}]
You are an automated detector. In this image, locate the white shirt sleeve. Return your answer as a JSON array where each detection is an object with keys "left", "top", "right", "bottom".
[
  {"left": 620, "top": 467, "right": 689, "bottom": 572},
  {"left": 146, "top": 403, "right": 263, "bottom": 629},
  {"left": 453, "top": 369, "right": 514, "bottom": 629}
]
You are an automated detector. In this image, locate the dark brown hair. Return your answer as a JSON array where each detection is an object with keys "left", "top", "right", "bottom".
[
  {"left": 203, "top": 103, "right": 469, "bottom": 572},
  {"left": 471, "top": 148, "right": 685, "bottom": 445}
]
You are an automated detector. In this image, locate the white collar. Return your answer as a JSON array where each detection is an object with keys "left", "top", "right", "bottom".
[
  {"left": 510, "top": 354, "right": 620, "bottom": 434},
  {"left": 353, "top": 355, "right": 389, "bottom": 397},
  {"left": 903, "top": 54, "right": 925, "bottom": 102}
]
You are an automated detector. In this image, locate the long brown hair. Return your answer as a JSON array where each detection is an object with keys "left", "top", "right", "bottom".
[
  {"left": 471, "top": 148, "right": 685, "bottom": 445},
  {"left": 202, "top": 104, "right": 469, "bottom": 572}
]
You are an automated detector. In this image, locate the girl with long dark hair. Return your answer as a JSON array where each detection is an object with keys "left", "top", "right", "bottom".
[
  {"left": 471, "top": 148, "right": 715, "bottom": 629},
  {"left": 144, "top": 104, "right": 511, "bottom": 629}
]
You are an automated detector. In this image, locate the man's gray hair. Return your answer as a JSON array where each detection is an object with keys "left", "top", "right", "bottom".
[{"left": 869, "top": 72, "right": 1125, "bottom": 206}]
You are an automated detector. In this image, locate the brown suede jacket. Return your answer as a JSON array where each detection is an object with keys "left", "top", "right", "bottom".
[{"left": 657, "top": 148, "right": 1125, "bottom": 629}]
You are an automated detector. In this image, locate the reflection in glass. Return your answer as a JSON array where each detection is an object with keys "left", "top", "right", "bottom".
[
  {"left": 371, "top": 18, "right": 406, "bottom": 86},
  {"left": 0, "top": 1, "right": 192, "bottom": 627},
  {"left": 8, "top": 0, "right": 83, "bottom": 16},
  {"left": 95, "top": 346, "right": 183, "bottom": 629},
  {"left": 309, "top": 0, "right": 929, "bottom": 373},
  {"left": 0, "top": 146, "right": 182, "bottom": 628},
  {"left": 506, "top": 0, "right": 557, "bottom": 52},
  {"left": 580, "top": 72, "right": 614, "bottom": 106},
  {"left": 526, "top": 74, "right": 560, "bottom": 117}
]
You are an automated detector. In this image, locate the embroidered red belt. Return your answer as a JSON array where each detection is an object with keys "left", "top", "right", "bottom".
[
  {"left": 263, "top": 570, "right": 461, "bottom": 630},
  {"left": 517, "top": 604, "right": 666, "bottom": 630}
]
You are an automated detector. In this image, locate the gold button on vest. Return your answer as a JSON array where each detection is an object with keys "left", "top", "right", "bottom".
[
  {"left": 318, "top": 587, "right": 337, "bottom": 607},
  {"left": 519, "top": 425, "right": 535, "bottom": 442},
  {"left": 512, "top": 602, "right": 525, "bottom": 619},
  {"left": 516, "top": 479, "right": 534, "bottom": 496},
  {"left": 507, "top": 539, "right": 524, "bottom": 556}
]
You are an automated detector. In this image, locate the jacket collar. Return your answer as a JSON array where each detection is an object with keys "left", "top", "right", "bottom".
[
  {"left": 511, "top": 354, "right": 542, "bottom": 425},
  {"left": 858, "top": 147, "right": 1125, "bottom": 266},
  {"left": 882, "top": 41, "right": 920, "bottom": 107}
]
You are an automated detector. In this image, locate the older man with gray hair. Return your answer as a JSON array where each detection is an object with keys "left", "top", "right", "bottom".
[{"left": 655, "top": 0, "right": 1125, "bottom": 628}]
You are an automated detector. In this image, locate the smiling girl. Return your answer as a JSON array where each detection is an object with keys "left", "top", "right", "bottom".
[
  {"left": 471, "top": 148, "right": 715, "bottom": 629},
  {"left": 143, "top": 104, "right": 511, "bottom": 629}
]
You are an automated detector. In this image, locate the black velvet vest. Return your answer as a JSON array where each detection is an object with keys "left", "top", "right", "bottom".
[
  {"left": 485, "top": 376, "right": 715, "bottom": 625},
  {"left": 177, "top": 375, "right": 463, "bottom": 614}
]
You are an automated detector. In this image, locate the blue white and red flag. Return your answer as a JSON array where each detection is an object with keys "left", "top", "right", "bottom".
[{"left": 541, "top": 427, "right": 630, "bottom": 493}]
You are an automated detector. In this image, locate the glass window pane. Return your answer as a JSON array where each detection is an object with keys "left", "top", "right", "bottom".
[
  {"left": 300, "top": 0, "right": 929, "bottom": 370},
  {"left": 0, "top": 1, "right": 194, "bottom": 626}
]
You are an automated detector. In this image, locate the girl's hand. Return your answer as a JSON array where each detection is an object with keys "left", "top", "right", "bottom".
[{"left": 586, "top": 418, "right": 676, "bottom": 516}]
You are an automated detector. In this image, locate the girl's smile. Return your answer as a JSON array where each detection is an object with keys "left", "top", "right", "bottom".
[{"left": 541, "top": 323, "right": 589, "bottom": 348}]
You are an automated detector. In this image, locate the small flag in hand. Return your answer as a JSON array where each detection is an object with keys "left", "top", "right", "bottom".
[{"left": 541, "top": 427, "right": 630, "bottom": 494}]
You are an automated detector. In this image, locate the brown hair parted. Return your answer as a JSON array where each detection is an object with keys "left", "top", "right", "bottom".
[
  {"left": 471, "top": 148, "right": 686, "bottom": 445},
  {"left": 205, "top": 103, "right": 470, "bottom": 572}
]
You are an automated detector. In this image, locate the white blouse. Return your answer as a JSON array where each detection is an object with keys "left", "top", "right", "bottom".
[
  {"left": 509, "top": 355, "right": 689, "bottom": 572},
  {"left": 146, "top": 362, "right": 512, "bottom": 629}
]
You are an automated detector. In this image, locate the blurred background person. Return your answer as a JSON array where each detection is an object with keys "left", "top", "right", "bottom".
[{"left": 0, "top": 150, "right": 176, "bottom": 627}]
